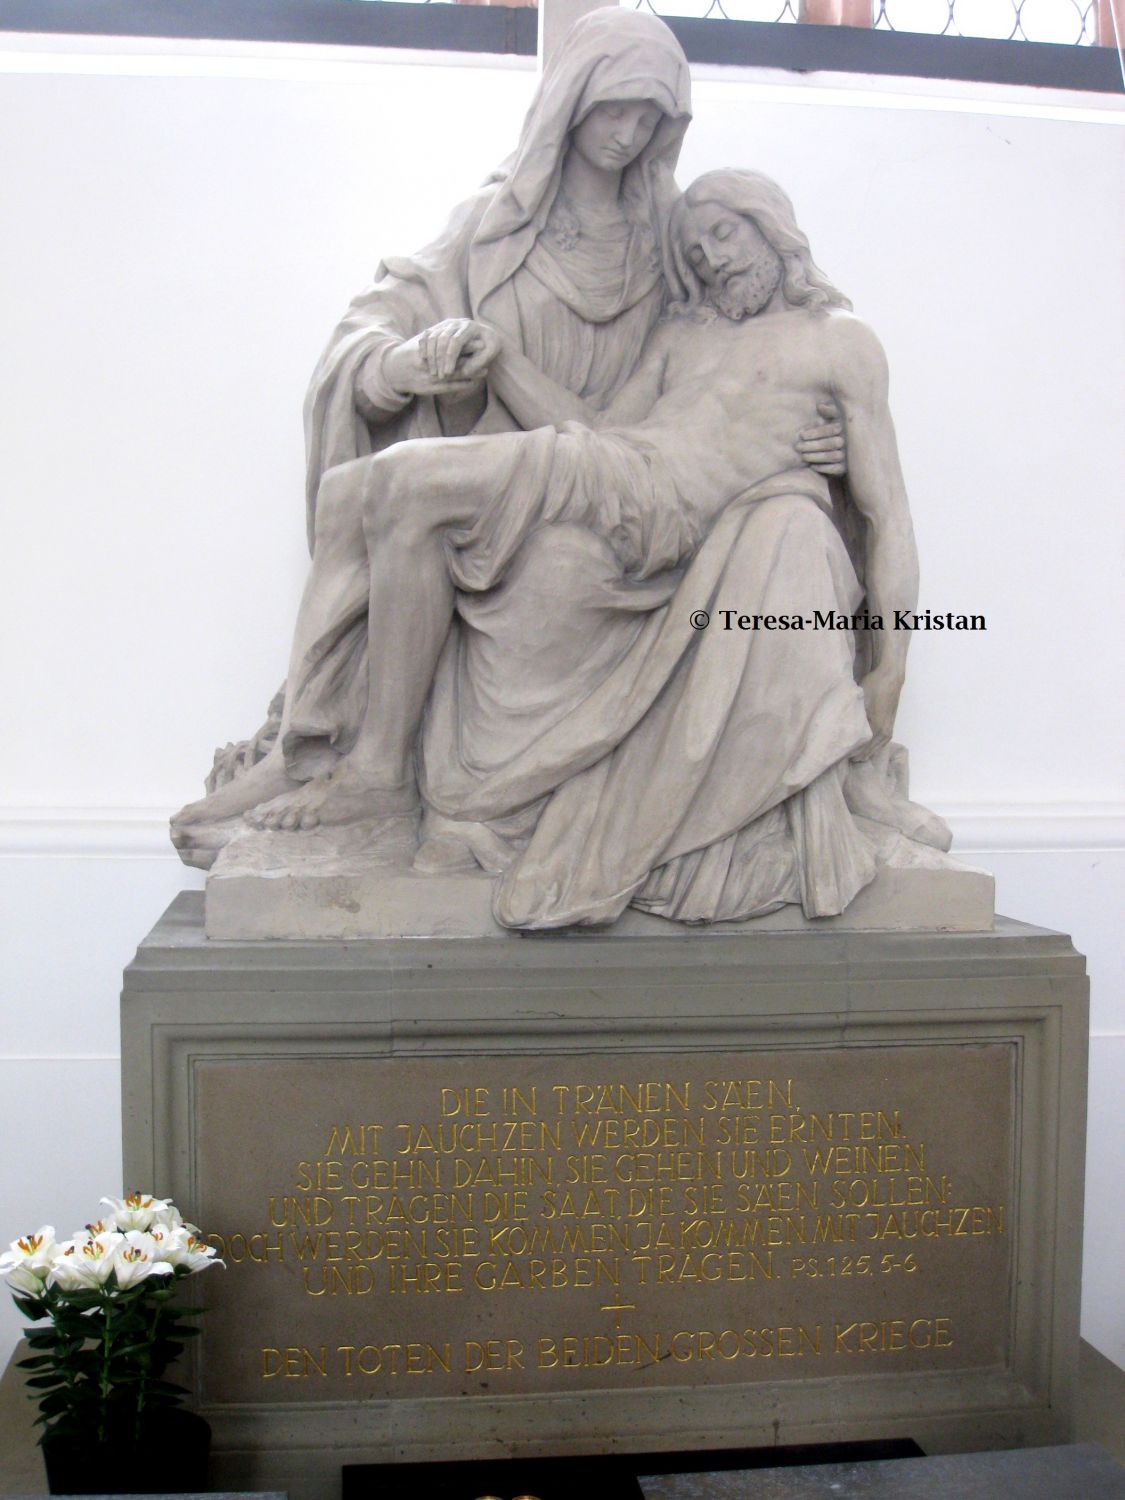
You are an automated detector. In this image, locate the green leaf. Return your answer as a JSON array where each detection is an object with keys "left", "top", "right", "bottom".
[
  {"left": 107, "top": 1330, "right": 146, "bottom": 1351},
  {"left": 37, "top": 1392, "right": 76, "bottom": 1415},
  {"left": 23, "top": 1330, "right": 61, "bottom": 1350},
  {"left": 149, "top": 1379, "right": 191, "bottom": 1398}
]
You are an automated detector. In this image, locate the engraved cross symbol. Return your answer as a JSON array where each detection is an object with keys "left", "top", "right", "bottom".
[{"left": 600, "top": 1302, "right": 636, "bottom": 1333}]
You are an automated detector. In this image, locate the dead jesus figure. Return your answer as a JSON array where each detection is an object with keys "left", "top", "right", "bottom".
[{"left": 245, "top": 170, "right": 947, "bottom": 928}]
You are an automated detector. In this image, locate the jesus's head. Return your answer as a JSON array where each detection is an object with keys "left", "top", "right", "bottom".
[{"left": 670, "top": 169, "right": 850, "bottom": 319}]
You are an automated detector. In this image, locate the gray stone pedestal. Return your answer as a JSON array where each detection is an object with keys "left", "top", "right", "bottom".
[{"left": 121, "top": 895, "right": 1088, "bottom": 1500}]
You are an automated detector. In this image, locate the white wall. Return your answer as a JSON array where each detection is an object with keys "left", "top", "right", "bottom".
[{"left": 1, "top": 33, "right": 1122, "bottom": 1372}]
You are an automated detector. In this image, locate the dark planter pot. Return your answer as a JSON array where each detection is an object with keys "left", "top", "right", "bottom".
[{"left": 42, "top": 1409, "right": 211, "bottom": 1495}]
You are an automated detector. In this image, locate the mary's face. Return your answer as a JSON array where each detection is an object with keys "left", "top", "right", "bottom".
[{"left": 569, "top": 99, "right": 663, "bottom": 173}]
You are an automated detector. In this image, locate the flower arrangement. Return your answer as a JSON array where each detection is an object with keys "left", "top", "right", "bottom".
[{"left": 1, "top": 1192, "right": 222, "bottom": 1450}]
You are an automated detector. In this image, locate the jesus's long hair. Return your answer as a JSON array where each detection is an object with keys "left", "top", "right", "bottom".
[{"left": 667, "top": 169, "right": 851, "bottom": 315}]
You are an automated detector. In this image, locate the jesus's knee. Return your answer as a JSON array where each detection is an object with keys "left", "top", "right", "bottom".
[
  {"left": 362, "top": 439, "right": 473, "bottom": 549},
  {"left": 360, "top": 446, "right": 437, "bottom": 551}
]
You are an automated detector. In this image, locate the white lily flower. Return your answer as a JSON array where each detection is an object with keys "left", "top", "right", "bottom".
[
  {"left": 150, "top": 1202, "right": 185, "bottom": 1232},
  {"left": 0, "top": 1227, "right": 59, "bottom": 1294},
  {"left": 5, "top": 1262, "right": 48, "bottom": 1296},
  {"left": 153, "top": 1226, "right": 223, "bottom": 1274},
  {"left": 110, "top": 1231, "right": 175, "bottom": 1289},
  {"left": 100, "top": 1193, "right": 174, "bottom": 1233},
  {"left": 47, "top": 1231, "right": 122, "bottom": 1291},
  {"left": 147, "top": 1223, "right": 183, "bottom": 1262}
]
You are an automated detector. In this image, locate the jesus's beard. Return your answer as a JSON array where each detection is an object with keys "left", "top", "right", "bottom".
[{"left": 710, "top": 245, "right": 784, "bottom": 320}]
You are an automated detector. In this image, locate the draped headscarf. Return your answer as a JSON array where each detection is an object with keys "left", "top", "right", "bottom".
[{"left": 468, "top": 7, "right": 691, "bottom": 313}]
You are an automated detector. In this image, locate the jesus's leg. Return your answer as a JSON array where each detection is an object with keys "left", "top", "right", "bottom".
[
  {"left": 174, "top": 457, "right": 374, "bottom": 829},
  {"left": 249, "top": 433, "right": 529, "bottom": 831}
]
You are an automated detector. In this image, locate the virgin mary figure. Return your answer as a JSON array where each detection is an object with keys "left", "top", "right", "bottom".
[{"left": 173, "top": 7, "right": 699, "bottom": 871}]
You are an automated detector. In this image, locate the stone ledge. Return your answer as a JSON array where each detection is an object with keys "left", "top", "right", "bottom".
[{"left": 204, "top": 827, "right": 994, "bottom": 941}]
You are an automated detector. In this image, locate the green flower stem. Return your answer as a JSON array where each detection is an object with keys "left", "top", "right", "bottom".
[
  {"left": 98, "top": 1292, "right": 113, "bottom": 1444},
  {"left": 135, "top": 1295, "right": 165, "bottom": 1440},
  {"left": 54, "top": 1292, "right": 83, "bottom": 1421}
]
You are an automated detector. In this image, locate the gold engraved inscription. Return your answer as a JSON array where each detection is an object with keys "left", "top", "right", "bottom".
[{"left": 196, "top": 1047, "right": 1013, "bottom": 1402}]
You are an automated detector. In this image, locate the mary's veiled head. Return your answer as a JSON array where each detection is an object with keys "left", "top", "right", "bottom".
[
  {"left": 560, "top": 6, "right": 691, "bottom": 147},
  {"left": 470, "top": 7, "right": 691, "bottom": 304}
]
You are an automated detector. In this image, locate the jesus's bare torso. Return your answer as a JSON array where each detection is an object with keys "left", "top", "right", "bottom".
[{"left": 622, "top": 306, "right": 843, "bottom": 521}]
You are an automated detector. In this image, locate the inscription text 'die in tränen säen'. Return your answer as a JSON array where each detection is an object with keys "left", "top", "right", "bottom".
[{"left": 197, "top": 1048, "right": 1013, "bottom": 1401}]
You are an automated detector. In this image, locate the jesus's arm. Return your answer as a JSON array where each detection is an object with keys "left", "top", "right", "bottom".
[
  {"left": 828, "top": 315, "right": 920, "bottom": 757},
  {"left": 485, "top": 326, "right": 671, "bottom": 432}
]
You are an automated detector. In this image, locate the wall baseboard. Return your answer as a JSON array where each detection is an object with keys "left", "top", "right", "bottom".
[
  {"left": 0, "top": 808, "right": 178, "bottom": 857},
  {"left": 941, "top": 805, "right": 1125, "bottom": 853},
  {"left": 1, "top": 804, "right": 1122, "bottom": 859}
]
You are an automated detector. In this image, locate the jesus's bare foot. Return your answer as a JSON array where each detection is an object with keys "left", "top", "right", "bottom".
[
  {"left": 173, "top": 748, "right": 299, "bottom": 828},
  {"left": 245, "top": 762, "right": 417, "bottom": 832}
]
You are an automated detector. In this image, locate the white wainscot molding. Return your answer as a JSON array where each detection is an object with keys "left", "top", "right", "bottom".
[{"left": 2, "top": 802, "right": 1123, "bottom": 859}]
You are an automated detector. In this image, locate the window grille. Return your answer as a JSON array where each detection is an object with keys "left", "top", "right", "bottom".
[
  {"left": 631, "top": 0, "right": 800, "bottom": 20},
  {"left": 635, "top": 0, "right": 1110, "bottom": 44},
  {"left": 873, "top": 0, "right": 1100, "bottom": 44},
  {"left": 2, "top": 0, "right": 1119, "bottom": 87}
]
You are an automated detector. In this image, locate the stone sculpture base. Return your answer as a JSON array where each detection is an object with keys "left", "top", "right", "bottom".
[
  {"left": 205, "top": 825, "right": 994, "bottom": 940},
  {"left": 121, "top": 895, "right": 1086, "bottom": 1500}
]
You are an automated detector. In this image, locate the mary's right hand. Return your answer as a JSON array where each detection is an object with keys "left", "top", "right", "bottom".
[
  {"left": 382, "top": 319, "right": 502, "bottom": 397},
  {"left": 796, "top": 399, "right": 847, "bottom": 477}
]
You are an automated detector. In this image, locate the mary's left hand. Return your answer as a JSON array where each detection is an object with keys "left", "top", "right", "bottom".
[{"left": 797, "top": 399, "right": 846, "bottom": 477}]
